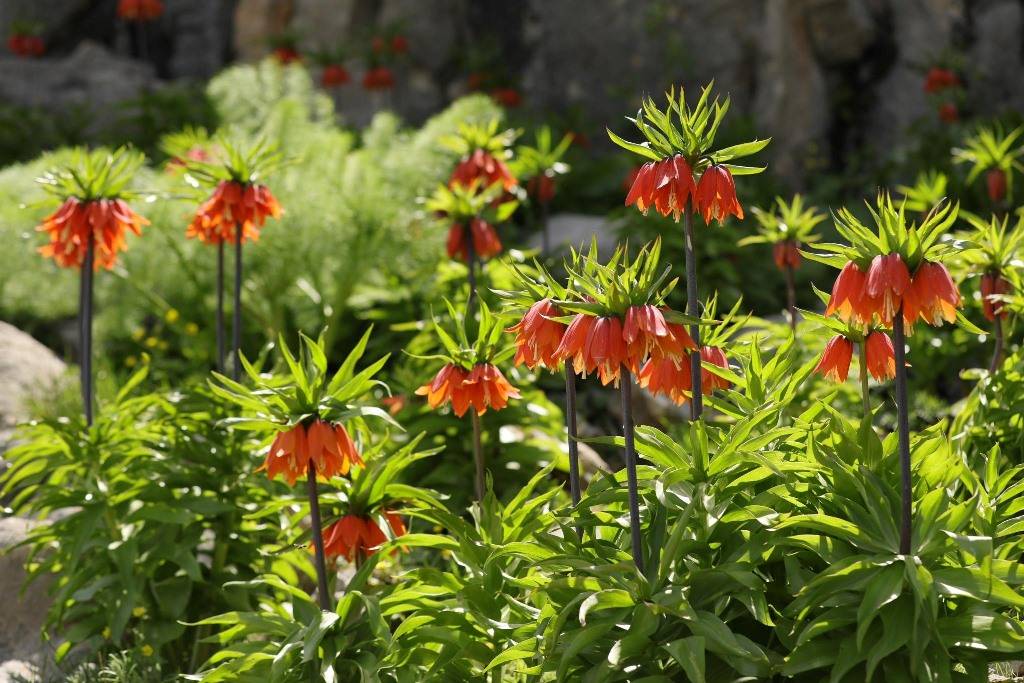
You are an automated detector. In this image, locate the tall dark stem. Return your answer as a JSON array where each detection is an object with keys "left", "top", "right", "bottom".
[
  {"left": 989, "top": 316, "right": 1004, "bottom": 374},
  {"left": 893, "top": 306, "right": 912, "bottom": 554},
  {"left": 859, "top": 339, "right": 871, "bottom": 419},
  {"left": 465, "top": 223, "right": 478, "bottom": 318},
  {"left": 619, "top": 365, "right": 644, "bottom": 571},
  {"left": 471, "top": 410, "right": 484, "bottom": 502},
  {"left": 232, "top": 229, "right": 242, "bottom": 381},
  {"left": 683, "top": 210, "right": 703, "bottom": 420},
  {"left": 216, "top": 242, "right": 225, "bottom": 373},
  {"left": 134, "top": 21, "right": 149, "bottom": 62},
  {"left": 565, "top": 362, "right": 581, "bottom": 506},
  {"left": 540, "top": 199, "right": 550, "bottom": 257},
  {"left": 784, "top": 264, "right": 797, "bottom": 333},
  {"left": 81, "top": 236, "right": 95, "bottom": 426},
  {"left": 306, "top": 462, "right": 332, "bottom": 611}
]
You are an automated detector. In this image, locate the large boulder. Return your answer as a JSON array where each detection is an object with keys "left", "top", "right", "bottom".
[
  {"left": 0, "top": 517, "right": 51, "bottom": 683},
  {"left": 0, "top": 41, "right": 154, "bottom": 134},
  {"left": 0, "top": 321, "right": 67, "bottom": 452}
]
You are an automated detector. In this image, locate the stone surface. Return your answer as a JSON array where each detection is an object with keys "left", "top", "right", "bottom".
[
  {"left": 527, "top": 213, "right": 620, "bottom": 256},
  {"left": 0, "top": 517, "right": 51, "bottom": 683},
  {"left": 1, "top": 0, "right": 1023, "bottom": 185},
  {"left": 0, "top": 321, "right": 67, "bottom": 449},
  {"left": 0, "top": 40, "right": 154, "bottom": 134}
]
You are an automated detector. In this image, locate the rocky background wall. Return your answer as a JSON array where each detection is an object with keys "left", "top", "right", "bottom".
[{"left": 2, "top": 0, "right": 1023, "bottom": 186}]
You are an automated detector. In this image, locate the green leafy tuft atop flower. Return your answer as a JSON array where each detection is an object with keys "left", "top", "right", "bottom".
[
  {"left": 210, "top": 327, "right": 398, "bottom": 433},
  {"left": 36, "top": 146, "right": 146, "bottom": 201},
  {"left": 182, "top": 134, "right": 284, "bottom": 187},
  {"left": 741, "top": 194, "right": 826, "bottom": 247},
  {"left": 440, "top": 119, "right": 518, "bottom": 159},
  {"left": 607, "top": 82, "right": 769, "bottom": 176},
  {"left": 806, "top": 192, "right": 963, "bottom": 272}
]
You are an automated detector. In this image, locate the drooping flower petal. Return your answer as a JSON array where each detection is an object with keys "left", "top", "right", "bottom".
[{"left": 814, "top": 335, "right": 854, "bottom": 383}]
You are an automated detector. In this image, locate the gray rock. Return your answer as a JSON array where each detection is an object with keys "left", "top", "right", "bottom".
[
  {"left": 0, "top": 517, "right": 52, "bottom": 683},
  {"left": 0, "top": 322, "right": 66, "bottom": 433},
  {"left": 527, "top": 212, "right": 620, "bottom": 256},
  {"left": 0, "top": 41, "right": 154, "bottom": 134},
  {"left": 969, "top": 0, "right": 1024, "bottom": 116}
]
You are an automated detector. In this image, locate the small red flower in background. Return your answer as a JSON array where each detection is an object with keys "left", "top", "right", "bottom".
[
  {"left": 117, "top": 0, "right": 164, "bottom": 21},
  {"left": 527, "top": 174, "right": 555, "bottom": 204},
  {"left": 446, "top": 218, "right": 502, "bottom": 262},
  {"left": 322, "top": 511, "right": 406, "bottom": 561},
  {"left": 773, "top": 241, "right": 801, "bottom": 270},
  {"left": 491, "top": 87, "right": 522, "bottom": 108},
  {"left": 416, "top": 363, "right": 520, "bottom": 416},
  {"left": 700, "top": 346, "right": 732, "bottom": 392},
  {"left": 186, "top": 180, "right": 282, "bottom": 245},
  {"left": 509, "top": 298, "right": 567, "bottom": 371},
  {"left": 814, "top": 335, "right": 854, "bottom": 383},
  {"left": 321, "top": 64, "right": 350, "bottom": 87},
  {"left": 450, "top": 148, "right": 517, "bottom": 191},
  {"left": 568, "top": 131, "right": 590, "bottom": 148},
  {"left": 362, "top": 66, "right": 395, "bottom": 90},
  {"left": 980, "top": 272, "right": 1011, "bottom": 321},
  {"left": 923, "top": 67, "right": 960, "bottom": 94},
  {"left": 380, "top": 394, "right": 407, "bottom": 415},
  {"left": 694, "top": 165, "right": 743, "bottom": 225},
  {"left": 165, "top": 146, "right": 211, "bottom": 173},
  {"left": 624, "top": 156, "right": 695, "bottom": 220},
  {"left": 938, "top": 102, "right": 959, "bottom": 123},
  {"left": 825, "top": 261, "right": 876, "bottom": 325},
  {"left": 272, "top": 46, "right": 301, "bottom": 64},
  {"left": 987, "top": 168, "right": 1007, "bottom": 203},
  {"left": 37, "top": 197, "right": 148, "bottom": 270},
  {"left": 864, "top": 331, "right": 896, "bottom": 381},
  {"left": 390, "top": 35, "right": 409, "bottom": 53},
  {"left": 260, "top": 420, "right": 364, "bottom": 486},
  {"left": 866, "top": 253, "right": 912, "bottom": 324},
  {"left": 466, "top": 72, "right": 486, "bottom": 91},
  {"left": 371, "top": 36, "right": 387, "bottom": 54},
  {"left": 7, "top": 34, "right": 44, "bottom": 57},
  {"left": 905, "top": 260, "right": 960, "bottom": 326}
]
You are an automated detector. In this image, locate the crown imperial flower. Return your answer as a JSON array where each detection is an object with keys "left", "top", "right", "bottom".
[
  {"left": 446, "top": 218, "right": 502, "bottom": 263},
  {"left": 508, "top": 298, "right": 567, "bottom": 371},
  {"left": 187, "top": 180, "right": 282, "bottom": 244},
  {"left": 416, "top": 362, "right": 519, "bottom": 416},
  {"left": 864, "top": 331, "right": 896, "bottom": 381},
  {"left": 814, "top": 335, "right": 854, "bottom": 383},
  {"left": 322, "top": 511, "right": 406, "bottom": 561},
  {"left": 260, "top": 420, "right": 363, "bottom": 486}
]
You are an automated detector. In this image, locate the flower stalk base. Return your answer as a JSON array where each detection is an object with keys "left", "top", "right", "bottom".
[
  {"left": 565, "top": 363, "right": 581, "bottom": 506},
  {"left": 619, "top": 364, "right": 644, "bottom": 571},
  {"left": 232, "top": 229, "right": 242, "bottom": 381},
  {"left": 683, "top": 210, "right": 703, "bottom": 420},
  {"left": 471, "top": 410, "right": 485, "bottom": 502},
  {"left": 216, "top": 242, "right": 225, "bottom": 373},
  {"left": 81, "top": 236, "right": 95, "bottom": 426},
  {"left": 306, "top": 462, "right": 332, "bottom": 611},
  {"left": 893, "top": 305, "right": 912, "bottom": 554}
]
